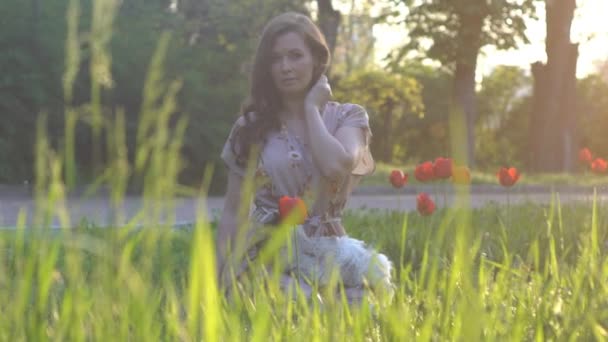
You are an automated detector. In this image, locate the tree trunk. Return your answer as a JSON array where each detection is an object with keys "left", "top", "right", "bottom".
[
  {"left": 316, "top": 0, "right": 340, "bottom": 57},
  {"left": 561, "top": 43, "right": 579, "bottom": 171},
  {"left": 452, "top": 13, "right": 483, "bottom": 167},
  {"left": 529, "top": 62, "right": 546, "bottom": 170},
  {"left": 453, "top": 61, "right": 478, "bottom": 167},
  {"left": 31, "top": 0, "right": 39, "bottom": 56},
  {"left": 529, "top": 0, "right": 577, "bottom": 172}
]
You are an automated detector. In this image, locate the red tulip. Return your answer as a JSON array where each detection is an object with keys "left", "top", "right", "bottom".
[
  {"left": 389, "top": 170, "right": 408, "bottom": 188},
  {"left": 415, "top": 161, "right": 435, "bottom": 182},
  {"left": 433, "top": 157, "right": 453, "bottom": 179},
  {"left": 591, "top": 158, "right": 608, "bottom": 174},
  {"left": 416, "top": 192, "right": 435, "bottom": 216},
  {"left": 452, "top": 165, "right": 471, "bottom": 185},
  {"left": 579, "top": 148, "right": 593, "bottom": 164},
  {"left": 497, "top": 167, "right": 520, "bottom": 187},
  {"left": 278, "top": 196, "right": 308, "bottom": 225}
]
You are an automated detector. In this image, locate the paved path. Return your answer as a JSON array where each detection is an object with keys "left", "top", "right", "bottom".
[{"left": 1, "top": 188, "right": 605, "bottom": 229}]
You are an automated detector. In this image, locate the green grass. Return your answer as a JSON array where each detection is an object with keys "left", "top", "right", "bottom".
[
  {"left": 7, "top": 2, "right": 607, "bottom": 338},
  {"left": 361, "top": 162, "right": 608, "bottom": 187},
  {"left": 1, "top": 198, "right": 608, "bottom": 340}
]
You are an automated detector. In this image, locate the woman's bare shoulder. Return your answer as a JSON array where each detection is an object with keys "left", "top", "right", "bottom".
[
  {"left": 339, "top": 102, "right": 366, "bottom": 113},
  {"left": 324, "top": 101, "right": 366, "bottom": 115}
]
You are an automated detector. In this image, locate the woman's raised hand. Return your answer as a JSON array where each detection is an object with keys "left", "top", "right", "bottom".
[{"left": 305, "top": 74, "right": 332, "bottom": 110}]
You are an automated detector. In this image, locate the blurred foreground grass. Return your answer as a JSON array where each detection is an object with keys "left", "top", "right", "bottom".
[{"left": 1, "top": 198, "right": 608, "bottom": 340}]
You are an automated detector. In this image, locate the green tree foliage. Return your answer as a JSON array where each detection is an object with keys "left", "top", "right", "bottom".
[
  {"left": 0, "top": 0, "right": 307, "bottom": 191},
  {"left": 111, "top": 0, "right": 308, "bottom": 190},
  {"left": 0, "top": 0, "right": 70, "bottom": 182},
  {"left": 577, "top": 75, "right": 608, "bottom": 160},
  {"left": 395, "top": 62, "right": 453, "bottom": 162},
  {"left": 476, "top": 66, "right": 531, "bottom": 168},
  {"left": 333, "top": 69, "right": 424, "bottom": 163},
  {"left": 388, "top": 0, "right": 537, "bottom": 166},
  {"left": 390, "top": 0, "right": 535, "bottom": 66}
]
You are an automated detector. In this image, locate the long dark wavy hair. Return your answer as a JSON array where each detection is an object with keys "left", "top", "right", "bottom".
[{"left": 231, "top": 12, "right": 330, "bottom": 167}]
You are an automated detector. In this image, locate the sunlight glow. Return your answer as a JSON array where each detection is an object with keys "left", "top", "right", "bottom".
[{"left": 369, "top": 0, "right": 608, "bottom": 78}]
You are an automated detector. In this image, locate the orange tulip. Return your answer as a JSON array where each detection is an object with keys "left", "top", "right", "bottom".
[
  {"left": 278, "top": 196, "right": 308, "bottom": 225},
  {"left": 452, "top": 165, "right": 471, "bottom": 185},
  {"left": 497, "top": 167, "right": 520, "bottom": 187}
]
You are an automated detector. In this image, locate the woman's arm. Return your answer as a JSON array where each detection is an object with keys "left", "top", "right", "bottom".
[
  {"left": 304, "top": 105, "right": 366, "bottom": 180},
  {"left": 304, "top": 76, "right": 367, "bottom": 181},
  {"left": 216, "top": 170, "right": 251, "bottom": 278}
]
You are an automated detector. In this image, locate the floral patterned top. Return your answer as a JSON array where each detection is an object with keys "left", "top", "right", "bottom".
[{"left": 220, "top": 101, "right": 375, "bottom": 235}]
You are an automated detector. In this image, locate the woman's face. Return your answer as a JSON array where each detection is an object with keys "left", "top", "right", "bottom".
[{"left": 270, "top": 31, "right": 316, "bottom": 99}]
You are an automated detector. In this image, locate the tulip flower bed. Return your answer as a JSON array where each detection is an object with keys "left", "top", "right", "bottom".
[
  {"left": 363, "top": 161, "right": 608, "bottom": 187},
  {"left": 1, "top": 196, "right": 607, "bottom": 340}
]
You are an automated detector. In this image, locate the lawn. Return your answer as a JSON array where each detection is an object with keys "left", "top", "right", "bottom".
[{"left": 1, "top": 195, "right": 607, "bottom": 340}]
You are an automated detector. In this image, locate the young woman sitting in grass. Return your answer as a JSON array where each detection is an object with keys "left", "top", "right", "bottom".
[{"left": 216, "top": 12, "right": 393, "bottom": 304}]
